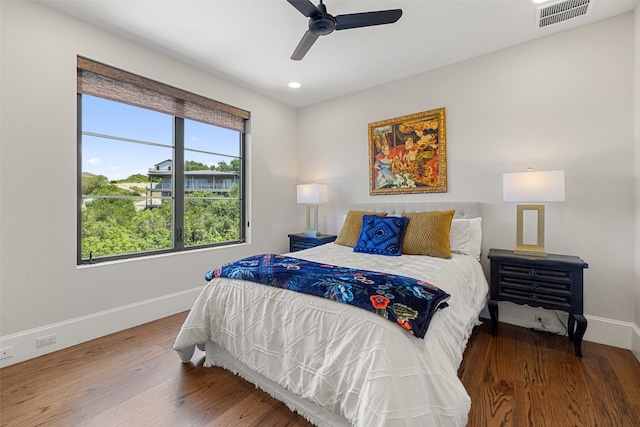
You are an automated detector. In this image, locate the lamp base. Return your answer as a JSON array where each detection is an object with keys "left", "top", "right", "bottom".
[
  {"left": 514, "top": 246, "right": 548, "bottom": 258},
  {"left": 515, "top": 204, "right": 547, "bottom": 258},
  {"left": 304, "top": 204, "right": 320, "bottom": 237}
]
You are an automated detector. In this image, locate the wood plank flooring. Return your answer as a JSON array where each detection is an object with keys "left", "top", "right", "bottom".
[{"left": 1, "top": 312, "right": 639, "bottom": 426}]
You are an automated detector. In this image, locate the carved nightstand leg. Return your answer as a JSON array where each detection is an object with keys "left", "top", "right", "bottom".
[
  {"left": 568, "top": 314, "right": 575, "bottom": 341},
  {"left": 488, "top": 300, "right": 498, "bottom": 336},
  {"left": 572, "top": 314, "right": 587, "bottom": 358}
]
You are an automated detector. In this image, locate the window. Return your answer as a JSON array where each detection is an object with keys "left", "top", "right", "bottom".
[{"left": 77, "top": 57, "right": 249, "bottom": 264}]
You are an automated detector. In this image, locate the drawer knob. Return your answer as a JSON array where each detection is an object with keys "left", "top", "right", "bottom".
[
  {"left": 528, "top": 269, "right": 537, "bottom": 277},
  {"left": 530, "top": 283, "right": 539, "bottom": 290}
]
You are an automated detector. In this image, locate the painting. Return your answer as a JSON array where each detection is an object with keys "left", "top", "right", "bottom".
[{"left": 368, "top": 107, "right": 446, "bottom": 195}]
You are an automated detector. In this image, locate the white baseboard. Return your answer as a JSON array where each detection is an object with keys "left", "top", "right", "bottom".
[
  {"left": 0, "top": 287, "right": 202, "bottom": 368},
  {"left": 631, "top": 322, "right": 640, "bottom": 363},
  {"left": 582, "top": 314, "right": 638, "bottom": 350},
  {"left": 495, "top": 301, "right": 639, "bottom": 352}
]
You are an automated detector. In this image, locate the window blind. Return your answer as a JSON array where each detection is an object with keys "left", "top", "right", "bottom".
[{"left": 77, "top": 56, "right": 249, "bottom": 132}]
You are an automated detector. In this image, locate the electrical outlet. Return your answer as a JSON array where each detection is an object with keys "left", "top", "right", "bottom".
[
  {"left": 535, "top": 314, "right": 551, "bottom": 325},
  {"left": 0, "top": 346, "right": 14, "bottom": 360},
  {"left": 36, "top": 334, "right": 57, "bottom": 348}
]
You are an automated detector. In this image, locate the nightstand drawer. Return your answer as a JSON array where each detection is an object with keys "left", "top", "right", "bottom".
[
  {"left": 291, "top": 240, "right": 320, "bottom": 251},
  {"left": 498, "top": 274, "right": 573, "bottom": 294},
  {"left": 288, "top": 233, "right": 337, "bottom": 252},
  {"left": 496, "top": 283, "right": 572, "bottom": 308},
  {"left": 496, "top": 262, "right": 574, "bottom": 307},
  {"left": 498, "top": 263, "right": 573, "bottom": 282}
]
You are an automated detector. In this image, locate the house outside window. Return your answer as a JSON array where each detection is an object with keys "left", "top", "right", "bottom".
[
  {"left": 146, "top": 160, "right": 240, "bottom": 207},
  {"left": 77, "top": 57, "right": 249, "bottom": 264}
]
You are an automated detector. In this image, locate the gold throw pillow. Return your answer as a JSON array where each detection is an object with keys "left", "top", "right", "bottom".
[
  {"left": 335, "top": 210, "right": 387, "bottom": 247},
  {"left": 401, "top": 210, "right": 455, "bottom": 258}
]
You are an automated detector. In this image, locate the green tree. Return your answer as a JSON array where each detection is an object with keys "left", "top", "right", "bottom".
[
  {"left": 82, "top": 174, "right": 109, "bottom": 195},
  {"left": 82, "top": 183, "right": 141, "bottom": 258},
  {"left": 81, "top": 215, "right": 141, "bottom": 258},
  {"left": 116, "top": 173, "right": 149, "bottom": 183},
  {"left": 184, "top": 186, "right": 240, "bottom": 246},
  {"left": 84, "top": 184, "right": 139, "bottom": 225},
  {"left": 185, "top": 160, "right": 208, "bottom": 171},
  {"left": 132, "top": 201, "right": 173, "bottom": 251},
  {"left": 212, "top": 159, "right": 240, "bottom": 173},
  {"left": 215, "top": 161, "right": 230, "bottom": 172}
]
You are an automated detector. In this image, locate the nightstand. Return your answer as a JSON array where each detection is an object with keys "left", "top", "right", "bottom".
[
  {"left": 488, "top": 248, "right": 589, "bottom": 357},
  {"left": 288, "top": 233, "right": 337, "bottom": 252}
]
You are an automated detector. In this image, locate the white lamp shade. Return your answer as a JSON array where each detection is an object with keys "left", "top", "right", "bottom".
[
  {"left": 297, "top": 183, "right": 328, "bottom": 204},
  {"left": 503, "top": 170, "right": 565, "bottom": 202}
]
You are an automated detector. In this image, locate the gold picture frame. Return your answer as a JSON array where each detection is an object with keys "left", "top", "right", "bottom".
[{"left": 368, "top": 107, "right": 446, "bottom": 195}]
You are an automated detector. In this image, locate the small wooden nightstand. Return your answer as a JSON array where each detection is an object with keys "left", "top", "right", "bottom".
[
  {"left": 488, "top": 248, "right": 589, "bottom": 357},
  {"left": 288, "top": 233, "right": 337, "bottom": 252}
]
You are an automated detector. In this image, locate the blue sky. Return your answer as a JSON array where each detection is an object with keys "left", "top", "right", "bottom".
[{"left": 82, "top": 95, "right": 240, "bottom": 181}]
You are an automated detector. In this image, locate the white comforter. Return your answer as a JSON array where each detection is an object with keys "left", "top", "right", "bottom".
[{"left": 174, "top": 243, "right": 489, "bottom": 426}]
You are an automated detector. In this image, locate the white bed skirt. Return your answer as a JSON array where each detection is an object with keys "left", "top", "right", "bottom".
[{"left": 204, "top": 340, "right": 351, "bottom": 427}]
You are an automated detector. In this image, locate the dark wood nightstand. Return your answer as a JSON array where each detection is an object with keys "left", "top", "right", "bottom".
[
  {"left": 488, "top": 248, "right": 589, "bottom": 357},
  {"left": 288, "top": 233, "right": 337, "bottom": 252}
]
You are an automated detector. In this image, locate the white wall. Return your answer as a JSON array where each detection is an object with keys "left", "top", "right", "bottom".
[
  {"left": 298, "top": 13, "right": 637, "bottom": 350},
  {"left": 0, "top": 1, "right": 299, "bottom": 366}
]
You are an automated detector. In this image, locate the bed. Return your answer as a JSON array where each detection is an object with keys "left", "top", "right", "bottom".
[{"left": 174, "top": 202, "right": 488, "bottom": 426}]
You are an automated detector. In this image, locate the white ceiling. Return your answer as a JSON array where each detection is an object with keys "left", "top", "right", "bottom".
[{"left": 41, "top": 0, "right": 637, "bottom": 108}]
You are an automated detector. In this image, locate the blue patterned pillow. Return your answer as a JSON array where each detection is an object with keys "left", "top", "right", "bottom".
[{"left": 354, "top": 215, "right": 409, "bottom": 256}]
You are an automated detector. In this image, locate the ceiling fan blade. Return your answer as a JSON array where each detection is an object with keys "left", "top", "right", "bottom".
[
  {"left": 291, "top": 30, "right": 320, "bottom": 61},
  {"left": 287, "top": 0, "right": 320, "bottom": 18},
  {"left": 335, "top": 9, "right": 402, "bottom": 31}
]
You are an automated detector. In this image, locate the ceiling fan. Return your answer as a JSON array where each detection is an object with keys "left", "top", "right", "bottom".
[{"left": 287, "top": 0, "right": 403, "bottom": 61}]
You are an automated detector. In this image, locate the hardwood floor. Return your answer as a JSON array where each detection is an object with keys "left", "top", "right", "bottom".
[
  {"left": 459, "top": 322, "right": 640, "bottom": 426},
  {"left": 1, "top": 312, "right": 639, "bottom": 426}
]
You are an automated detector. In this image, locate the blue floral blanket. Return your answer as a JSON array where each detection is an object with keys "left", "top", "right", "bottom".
[{"left": 205, "top": 254, "right": 450, "bottom": 339}]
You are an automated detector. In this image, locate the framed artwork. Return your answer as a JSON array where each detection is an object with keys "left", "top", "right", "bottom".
[{"left": 368, "top": 107, "right": 446, "bottom": 195}]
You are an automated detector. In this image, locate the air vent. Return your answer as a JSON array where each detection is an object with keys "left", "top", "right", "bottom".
[{"left": 536, "top": 0, "right": 594, "bottom": 29}]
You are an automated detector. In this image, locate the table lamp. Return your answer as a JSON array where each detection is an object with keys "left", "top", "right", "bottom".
[
  {"left": 503, "top": 169, "right": 565, "bottom": 257},
  {"left": 297, "top": 183, "right": 328, "bottom": 236}
]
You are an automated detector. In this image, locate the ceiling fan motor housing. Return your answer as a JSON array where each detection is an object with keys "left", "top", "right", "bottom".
[
  {"left": 308, "top": 2, "right": 336, "bottom": 35},
  {"left": 309, "top": 15, "right": 336, "bottom": 35}
]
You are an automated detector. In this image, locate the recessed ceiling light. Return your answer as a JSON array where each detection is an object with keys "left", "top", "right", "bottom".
[{"left": 288, "top": 81, "right": 302, "bottom": 89}]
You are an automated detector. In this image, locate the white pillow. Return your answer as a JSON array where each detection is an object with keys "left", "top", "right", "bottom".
[
  {"left": 450, "top": 220, "right": 471, "bottom": 256},
  {"left": 451, "top": 217, "right": 482, "bottom": 261}
]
